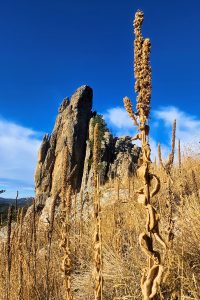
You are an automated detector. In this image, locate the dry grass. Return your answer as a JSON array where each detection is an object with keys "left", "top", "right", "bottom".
[{"left": 0, "top": 152, "right": 199, "bottom": 299}]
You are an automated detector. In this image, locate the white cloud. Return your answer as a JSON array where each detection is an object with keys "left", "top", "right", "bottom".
[
  {"left": 104, "top": 107, "right": 137, "bottom": 137},
  {"left": 103, "top": 105, "right": 200, "bottom": 160},
  {"left": 154, "top": 106, "right": 200, "bottom": 152},
  {"left": 0, "top": 117, "right": 42, "bottom": 198},
  {"left": 103, "top": 106, "right": 166, "bottom": 159}
]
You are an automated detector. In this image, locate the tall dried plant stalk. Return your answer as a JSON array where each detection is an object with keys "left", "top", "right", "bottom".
[
  {"left": 124, "top": 10, "right": 166, "bottom": 300},
  {"left": 93, "top": 123, "right": 101, "bottom": 189},
  {"left": 60, "top": 145, "right": 73, "bottom": 300},
  {"left": 158, "top": 143, "right": 164, "bottom": 169},
  {"left": 79, "top": 191, "right": 83, "bottom": 243},
  {"left": 74, "top": 191, "right": 78, "bottom": 255},
  {"left": 6, "top": 205, "right": 13, "bottom": 300},
  {"left": 158, "top": 119, "right": 176, "bottom": 175},
  {"left": 60, "top": 186, "right": 73, "bottom": 300},
  {"left": 191, "top": 170, "right": 199, "bottom": 200},
  {"left": 158, "top": 120, "right": 176, "bottom": 246},
  {"left": 166, "top": 119, "right": 176, "bottom": 173},
  {"left": 178, "top": 139, "right": 181, "bottom": 171},
  {"left": 15, "top": 190, "right": 19, "bottom": 213},
  {"left": 116, "top": 178, "right": 120, "bottom": 202},
  {"left": 46, "top": 194, "right": 57, "bottom": 299},
  {"left": 123, "top": 97, "right": 139, "bottom": 126},
  {"left": 32, "top": 199, "right": 37, "bottom": 296},
  {"left": 113, "top": 205, "right": 123, "bottom": 255},
  {"left": 93, "top": 123, "right": 103, "bottom": 300},
  {"left": 17, "top": 208, "right": 24, "bottom": 300}
]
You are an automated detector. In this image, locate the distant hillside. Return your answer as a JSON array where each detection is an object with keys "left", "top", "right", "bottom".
[
  {"left": 0, "top": 197, "right": 33, "bottom": 206},
  {"left": 0, "top": 197, "right": 33, "bottom": 220}
]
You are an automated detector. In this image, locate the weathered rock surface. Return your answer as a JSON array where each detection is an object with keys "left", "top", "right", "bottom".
[
  {"left": 108, "top": 136, "right": 141, "bottom": 179},
  {"left": 34, "top": 85, "right": 140, "bottom": 209},
  {"left": 35, "top": 85, "right": 93, "bottom": 205},
  {"left": 80, "top": 118, "right": 140, "bottom": 195}
]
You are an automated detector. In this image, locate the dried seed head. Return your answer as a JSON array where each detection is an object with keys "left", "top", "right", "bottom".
[
  {"left": 158, "top": 143, "right": 164, "bottom": 169},
  {"left": 123, "top": 97, "right": 138, "bottom": 126},
  {"left": 134, "top": 10, "right": 144, "bottom": 38},
  {"left": 134, "top": 10, "right": 151, "bottom": 119},
  {"left": 170, "top": 119, "right": 176, "bottom": 163},
  {"left": 178, "top": 139, "right": 181, "bottom": 170},
  {"left": 134, "top": 11, "right": 144, "bottom": 86},
  {"left": 136, "top": 38, "right": 151, "bottom": 118},
  {"left": 93, "top": 123, "right": 101, "bottom": 188}
]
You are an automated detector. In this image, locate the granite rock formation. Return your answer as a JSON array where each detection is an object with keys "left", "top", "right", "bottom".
[
  {"left": 35, "top": 85, "right": 93, "bottom": 205},
  {"left": 81, "top": 117, "right": 140, "bottom": 194},
  {"left": 34, "top": 85, "right": 140, "bottom": 208}
]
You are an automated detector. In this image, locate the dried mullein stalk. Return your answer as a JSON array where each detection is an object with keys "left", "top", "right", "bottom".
[
  {"left": 60, "top": 144, "right": 73, "bottom": 300},
  {"left": 46, "top": 194, "right": 57, "bottom": 299},
  {"left": 158, "top": 120, "right": 176, "bottom": 246},
  {"left": 6, "top": 205, "right": 13, "bottom": 300},
  {"left": 124, "top": 10, "right": 166, "bottom": 300},
  {"left": 32, "top": 199, "right": 37, "bottom": 294},
  {"left": 191, "top": 170, "right": 199, "bottom": 199},
  {"left": 65, "top": 186, "right": 73, "bottom": 300},
  {"left": 17, "top": 208, "right": 24, "bottom": 300},
  {"left": 159, "top": 119, "right": 176, "bottom": 175},
  {"left": 93, "top": 123, "right": 101, "bottom": 189},
  {"left": 158, "top": 143, "right": 164, "bottom": 169},
  {"left": 60, "top": 186, "right": 73, "bottom": 300},
  {"left": 15, "top": 191, "right": 19, "bottom": 213},
  {"left": 165, "top": 119, "right": 176, "bottom": 174},
  {"left": 178, "top": 139, "right": 181, "bottom": 171},
  {"left": 123, "top": 96, "right": 138, "bottom": 126},
  {"left": 73, "top": 191, "right": 78, "bottom": 255},
  {"left": 134, "top": 10, "right": 151, "bottom": 118},
  {"left": 93, "top": 123, "right": 103, "bottom": 300}
]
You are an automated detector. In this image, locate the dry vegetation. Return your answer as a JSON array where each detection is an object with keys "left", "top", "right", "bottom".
[
  {"left": 0, "top": 151, "right": 200, "bottom": 300},
  {"left": 0, "top": 10, "right": 200, "bottom": 300}
]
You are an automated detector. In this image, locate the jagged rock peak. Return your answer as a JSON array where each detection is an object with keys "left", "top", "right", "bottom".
[
  {"left": 34, "top": 85, "right": 93, "bottom": 206},
  {"left": 58, "top": 97, "right": 70, "bottom": 113},
  {"left": 34, "top": 85, "right": 140, "bottom": 209},
  {"left": 58, "top": 85, "right": 93, "bottom": 113}
]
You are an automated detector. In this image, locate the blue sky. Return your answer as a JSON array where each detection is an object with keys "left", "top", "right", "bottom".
[{"left": 0, "top": 0, "right": 200, "bottom": 198}]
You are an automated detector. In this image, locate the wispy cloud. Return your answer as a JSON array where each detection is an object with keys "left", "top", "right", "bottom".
[
  {"left": 0, "top": 117, "right": 42, "bottom": 198},
  {"left": 154, "top": 106, "right": 200, "bottom": 146},
  {"left": 103, "top": 105, "right": 200, "bottom": 159},
  {"left": 104, "top": 107, "right": 137, "bottom": 137}
]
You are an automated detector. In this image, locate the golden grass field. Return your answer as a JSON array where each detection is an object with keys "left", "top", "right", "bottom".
[{"left": 0, "top": 149, "right": 199, "bottom": 299}]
